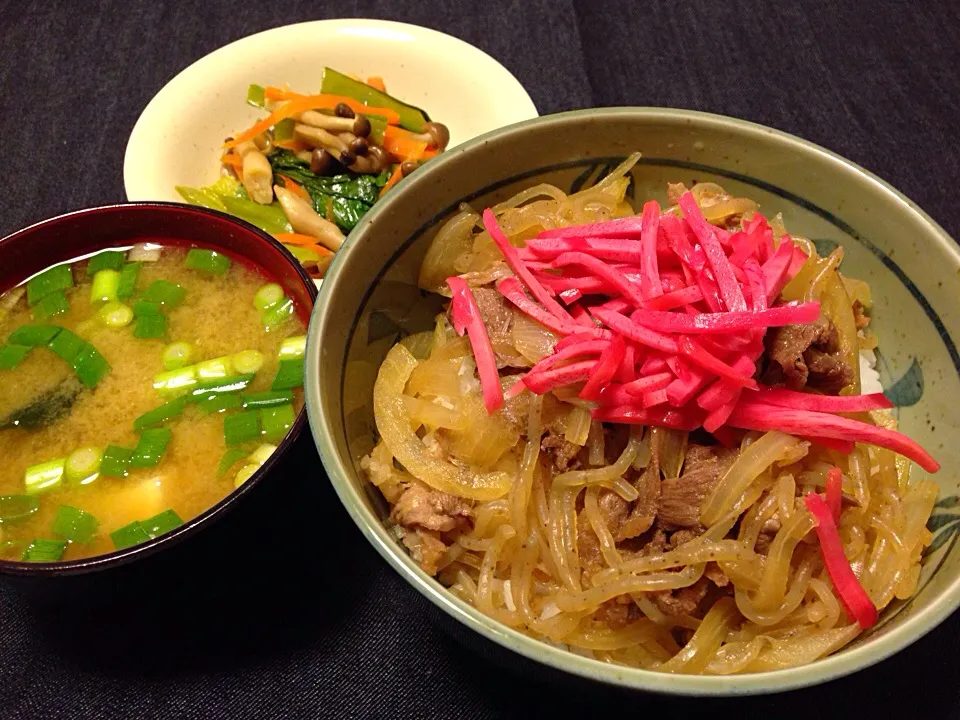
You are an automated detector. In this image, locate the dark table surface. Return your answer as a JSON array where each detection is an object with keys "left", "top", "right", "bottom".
[{"left": 2, "top": 1, "right": 959, "bottom": 718}]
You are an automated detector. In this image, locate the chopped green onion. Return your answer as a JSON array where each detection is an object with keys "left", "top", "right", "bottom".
[
  {"left": 48, "top": 329, "right": 87, "bottom": 364},
  {"left": 198, "top": 394, "right": 243, "bottom": 414},
  {"left": 153, "top": 366, "right": 197, "bottom": 395},
  {"left": 217, "top": 448, "right": 249, "bottom": 477},
  {"left": 271, "top": 357, "right": 304, "bottom": 390},
  {"left": 142, "top": 280, "right": 185, "bottom": 308},
  {"left": 98, "top": 301, "right": 133, "bottom": 328},
  {"left": 224, "top": 410, "right": 261, "bottom": 445},
  {"left": 262, "top": 297, "right": 294, "bottom": 330},
  {"left": 110, "top": 521, "right": 150, "bottom": 550},
  {"left": 24, "top": 458, "right": 65, "bottom": 495},
  {"left": 0, "top": 494, "right": 40, "bottom": 522},
  {"left": 196, "top": 356, "right": 230, "bottom": 380},
  {"left": 0, "top": 344, "right": 31, "bottom": 370},
  {"left": 71, "top": 344, "right": 110, "bottom": 388},
  {"left": 242, "top": 390, "right": 293, "bottom": 409},
  {"left": 130, "top": 427, "right": 172, "bottom": 468},
  {"left": 234, "top": 464, "right": 259, "bottom": 487},
  {"left": 22, "top": 538, "right": 66, "bottom": 562},
  {"left": 116, "top": 262, "right": 141, "bottom": 299},
  {"left": 134, "top": 313, "right": 167, "bottom": 339},
  {"left": 133, "top": 300, "right": 163, "bottom": 317},
  {"left": 254, "top": 283, "right": 285, "bottom": 311},
  {"left": 279, "top": 335, "right": 306, "bottom": 360},
  {"left": 90, "top": 269, "right": 121, "bottom": 304},
  {"left": 233, "top": 443, "right": 277, "bottom": 488},
  {"left": 188, "top": 373, "right": 255, "bottom": 403},
  {"left": 8, "top": 324, "right": 61, "bottom": 346},
  {"left": 162, "top": 341, "right": 195, "bottom": 370},
  {"left": 185, "top": 248, "right": 231, "bottom": 276},
  {"left": 32, "top": 290, "right": 70, "bottom": 320},
  {"left": 134, "top": 397, "right": 186, "bottom": 433},
  {"left": 100, "top": 445, "right": 134, "bottom": 478},
  {"left": 231, "top": 350, "right": 264, "bottom": 374},
  {"left": 51, "top": 505, "right": 99, "bottom": 543},
  {"left": 86, "top": 251, "right": 126, "bottom": 275},
  {"left": 248, "top": 443, "right": 277, "bottom": 465},
  {"left": 260, "top": 403, "right": 295, "bottom": 442},
  {"left": 142, "top": 509, "right": 183, "bottom": 538},
  {"left": 27, "top": 264, "right": 73, "bottom": 306},
  {"left": 64, "top": 446, "right": 102, "bottom": 485}
]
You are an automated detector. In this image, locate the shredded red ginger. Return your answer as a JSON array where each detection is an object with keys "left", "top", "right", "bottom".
[
  {"left": 805, "top": 493, "right": 878, "bottom": 629},
  {"left": 457, "top": 196, "right": 942, "bottom": 475}
]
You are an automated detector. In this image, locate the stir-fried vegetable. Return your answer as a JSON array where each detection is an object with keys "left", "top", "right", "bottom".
[{"left": 176, "top": 70, "right": 449, "bottom": 279}]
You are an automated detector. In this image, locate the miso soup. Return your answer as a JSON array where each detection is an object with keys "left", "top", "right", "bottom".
[{"left": 0, "top": 242, "right": 307, "bottom": 561}]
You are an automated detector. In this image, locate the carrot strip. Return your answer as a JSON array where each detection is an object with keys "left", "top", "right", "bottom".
[
  {"left": 447, "top": 276, "right": 503, "bottom": 413},
  {"left": 279, "top": 176, "right": 311, "bottom": 203},
  {"left": 384, "top": 125, "right": 428, "bottom": 160},
  {"left": 379, "top": 164, "right": 404, "bottom": 198},
  {"left": 366, "top": 76, "right": 387, "bottom": 92},
  {"left": 275, "top": 232, "right": 327, "bottom": 248},
  {"left": 805, "top": 493, "right": 878, "bottom": 628}
]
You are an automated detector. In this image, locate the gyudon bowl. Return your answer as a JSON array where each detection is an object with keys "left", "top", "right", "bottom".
[{"left": 305, "top": 108, "right": 960, "bottom": 695}]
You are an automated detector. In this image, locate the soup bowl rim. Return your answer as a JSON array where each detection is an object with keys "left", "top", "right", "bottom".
[{"left": 0, "top": 201, "right": 317, "bottom": 576}]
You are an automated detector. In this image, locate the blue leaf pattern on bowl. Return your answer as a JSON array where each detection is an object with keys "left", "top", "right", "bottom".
[
  {"left": 926, "top": 496, "right": 960, "bottom": 557},
  {"left": 884, "top": 357, "right": 924, "bottom": 407}
]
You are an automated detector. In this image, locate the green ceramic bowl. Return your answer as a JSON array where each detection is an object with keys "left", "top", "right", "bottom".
[{"left": 305, "top": 108, "right": 960, "bottom": 695}]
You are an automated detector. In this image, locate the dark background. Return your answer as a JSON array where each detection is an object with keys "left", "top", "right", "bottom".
[{"left": 1, "top": 1, "right": 958, "bottom": 717}]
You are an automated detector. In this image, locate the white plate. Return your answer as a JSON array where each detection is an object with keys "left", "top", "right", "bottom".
[{"left": 124, "top": 19, "right": 539, "bottom": 203}]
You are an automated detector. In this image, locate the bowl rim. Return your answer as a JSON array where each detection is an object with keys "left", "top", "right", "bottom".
[
  {"left": 0, "top": 201, "right": 317, "bottom": 577},
  {"left": 122, "top": 17, "right": 539, "bottom": 203},
  {"left": 305, "top": 106, "right": 960, "bottom": 695}
]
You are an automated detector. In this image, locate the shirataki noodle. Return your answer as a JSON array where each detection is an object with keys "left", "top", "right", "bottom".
[{"left": 361, "top": 155, "right": 940, "bottom": 674}]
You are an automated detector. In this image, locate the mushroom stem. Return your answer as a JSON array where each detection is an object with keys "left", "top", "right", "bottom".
[
  {"left": 299, "top": 111, "right": 371, "bottom": 137},
  {"left": 235, "top": 140, "right": 274, "bottom": 205},
  {"left": 407, "top": 122, "right": 450, "bottom": 151},
  {"left": 274, "top": 185, "right": 345, "bottom": 252},
  {"left": 294, "top": 124, "right": 350, "bottom": 154}
]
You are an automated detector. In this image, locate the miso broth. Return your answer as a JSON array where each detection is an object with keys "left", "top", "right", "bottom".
[{"left": 0, "top": 243, "right": 307, "bottom": 561}]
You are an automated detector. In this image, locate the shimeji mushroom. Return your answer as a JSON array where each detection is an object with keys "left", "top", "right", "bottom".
[
  {"left": 407, "top": 122, "right": 450, "bottom": 151},
  {"left": 295, "top": 123, "right": 386, "bottom": 175},
  {"left": 234, "top": 139, "right": 274, "bottom": 205},
  {"left": 299, "top": 110, "right": 371, "bottom": 138},
  {"left": 273, "top": 185, "right": 345, "bottom": 252}
]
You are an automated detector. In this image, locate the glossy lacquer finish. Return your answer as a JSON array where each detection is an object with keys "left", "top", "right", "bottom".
[{"left": 0, "top": 203, "right": 316, "bottom": 602}]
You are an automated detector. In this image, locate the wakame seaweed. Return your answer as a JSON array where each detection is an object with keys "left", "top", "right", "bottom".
[{"left": 267, "top": 149, "right": 389, "bottom": 231}]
